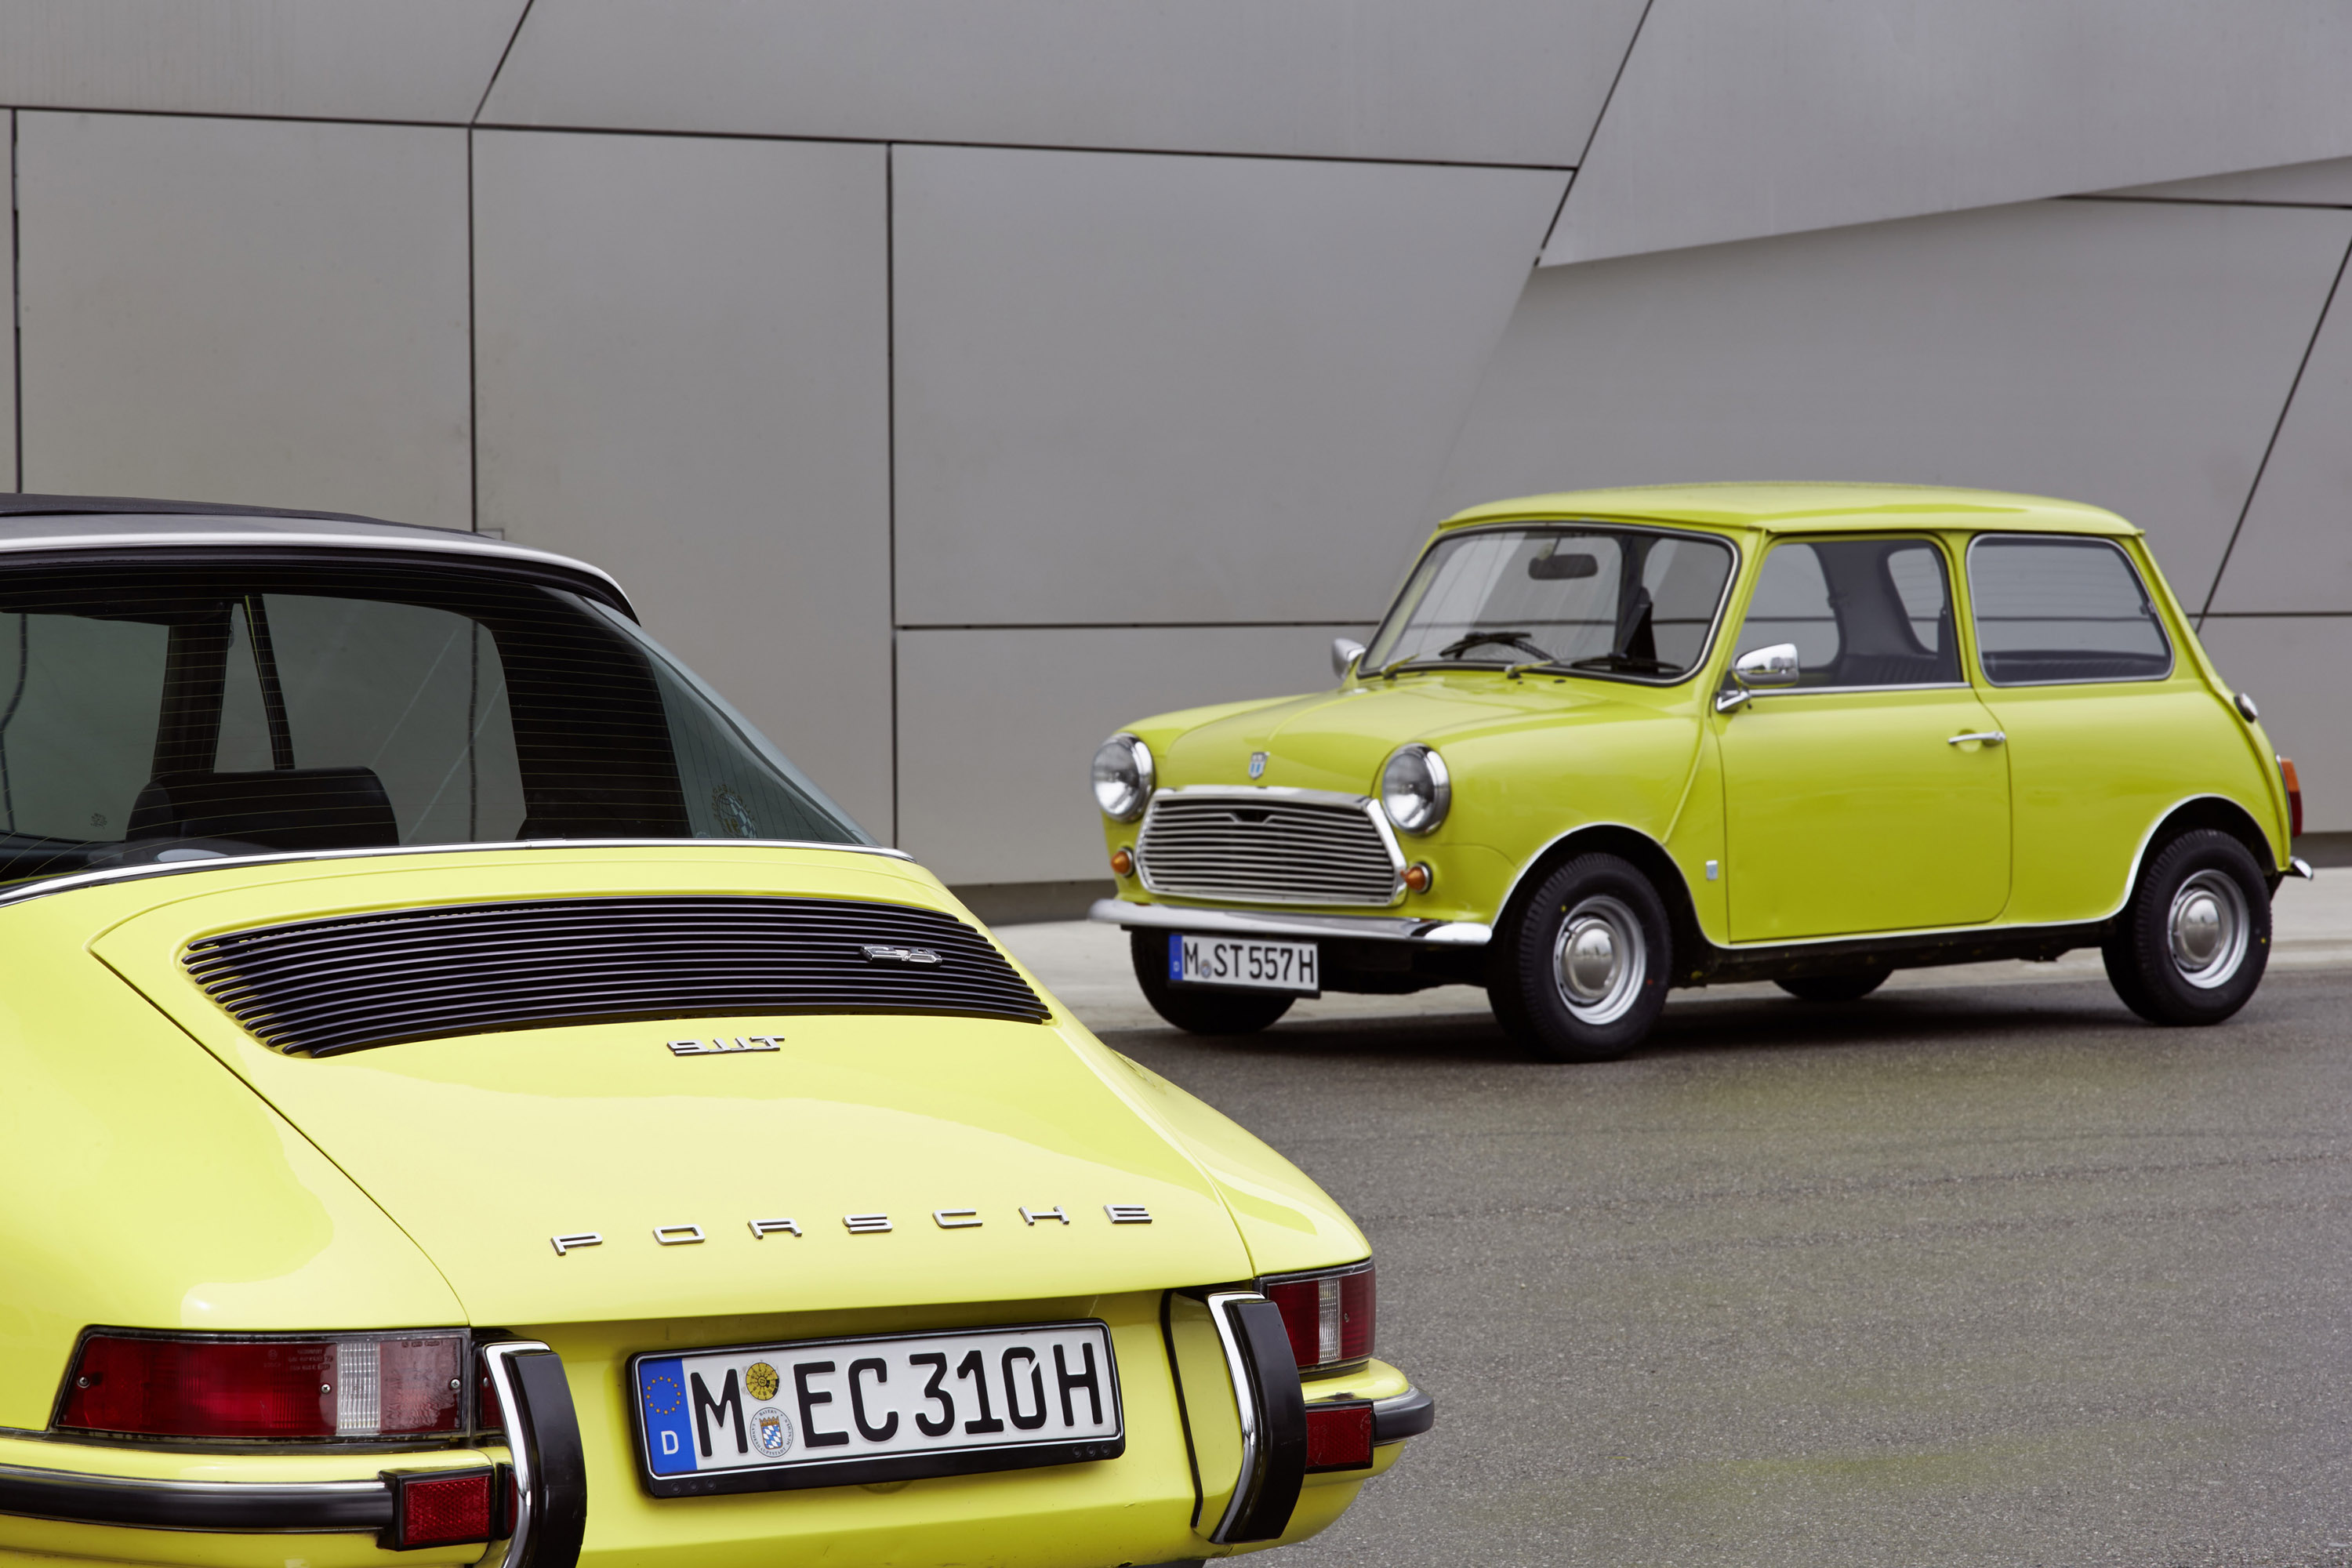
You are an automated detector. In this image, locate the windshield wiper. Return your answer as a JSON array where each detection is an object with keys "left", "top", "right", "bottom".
[{"left": 1563, "top": 652, "right": 1679, "bottom": 674}]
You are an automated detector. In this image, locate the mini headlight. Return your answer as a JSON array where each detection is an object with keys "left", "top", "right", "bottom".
[
  {"left": 1379, "top": 745, "right": 1450, "bottom": 835},
  {"left": 1091, "top": 734, "right": 1155, "bottom": 822}
]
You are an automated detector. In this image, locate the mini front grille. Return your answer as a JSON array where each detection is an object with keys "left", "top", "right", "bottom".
[
  {"left": 1136, "top": 792, "right": 1401, "bottom": 907},
  {"left": 183, "top": 895, "right": 1050, "bottom": 1056}
]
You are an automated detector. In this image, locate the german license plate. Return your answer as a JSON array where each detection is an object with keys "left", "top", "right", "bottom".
[
  {"left": 630, "top": 1321, "right": 1123, "bottom": 1497},
  {"left": 1169, "top": 932, "right": 1320, "bottom": 995}
]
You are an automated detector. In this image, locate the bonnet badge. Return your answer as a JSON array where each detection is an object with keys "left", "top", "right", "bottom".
[{"left": 1248, "top": 752, "right": 1268, "bottom": 779}]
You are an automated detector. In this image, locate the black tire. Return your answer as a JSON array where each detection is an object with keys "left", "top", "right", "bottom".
[
  {"left": 1775, "top": 970, "right": 1891, "bottom": 1004},
  {"left": 1129, "top": 930, "right": 1294, "bottom": 1035},
  {"left": 1488, "top": 854, "right": 1672, "bottom": 1063},
  {"left": 2101, "top": 828, "right": 2270, "bottom": 1026}
]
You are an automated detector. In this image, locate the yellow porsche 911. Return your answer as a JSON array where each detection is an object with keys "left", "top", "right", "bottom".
[{"left": 0, "top": 495, "right": 1427, "bottom": 1567}]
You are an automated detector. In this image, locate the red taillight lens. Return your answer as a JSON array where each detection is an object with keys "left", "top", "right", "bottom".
[
  {"left": 477, "top": 1368, "right": 505, "bottom": 1434},
  {"left": 1261, "top": 1262, "right": 1375, "bottom": 1371},
  {"left": 2281, "top": 756, "right": 2303, "bottom": 839},
  {"left": 385, "top": 1468, "right": 495, "bottom": 1549},
  {"left": 56, "top": 1333, "right": 465, "bottom": 1440}
]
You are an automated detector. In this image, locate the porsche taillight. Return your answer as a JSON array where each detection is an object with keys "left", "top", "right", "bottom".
[
  {"left": 56, "top": 1331, "right": 466, "bottom": 1440},
  {"left": 1261, "top": 1261, "right": 1375, "bottom": 1371},
  {"left": 2280, "top": 756, "right": 2303, "bottom": 839}
]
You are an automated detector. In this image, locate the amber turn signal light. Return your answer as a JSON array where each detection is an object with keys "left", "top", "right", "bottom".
[
  {"left": 1403, "top": 862, "right": 1432, "bottom": 894},
  {"left": 2279, "top": 757, "right": 2303, "bottom": 839},
  {"left": 1110, "top": 848, "right": 1135, "bottom": 877}
]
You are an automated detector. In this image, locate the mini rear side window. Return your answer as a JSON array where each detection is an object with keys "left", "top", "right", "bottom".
[{"left": 1968, "top": 535, "right": 2172, "bottom": 686}]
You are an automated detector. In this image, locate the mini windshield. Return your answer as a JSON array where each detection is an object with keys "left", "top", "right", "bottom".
[
  {"left": 0, "top": 557, "right": 869, "bottom": 887},
  {"left": 1360, "top": 525, "right": 1737, "bottom": 681}
]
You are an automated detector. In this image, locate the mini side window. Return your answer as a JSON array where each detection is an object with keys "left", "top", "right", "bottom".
[
  {"left": 1967, "top": 535, "right": 2172, "bottom": 686},
  {"left": 1733, "top": 537, "right": 1958, "bottom": 689}
]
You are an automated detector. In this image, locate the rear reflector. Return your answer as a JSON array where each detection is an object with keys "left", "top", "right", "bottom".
[
  {"left": 2281, "top": 756, "right": 2303, "bottom": 839},
  {"left": 1304, "top": 1400, "right": 1375, "bottom": 1472},
  {"left": 57, "top": 1332, "right": 465, "bottom": 1440},
  {"left": 383, "top": 1467, "right": 494, "bottom": 1550},
  {"left": 1261, "top": 1261, "right": 1375, "bottom": 1371}
]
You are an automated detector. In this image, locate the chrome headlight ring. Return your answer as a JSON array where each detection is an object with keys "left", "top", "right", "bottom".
[
  {"left": 1379, "top": 744, "right": 1450, "bottom": 836},
  {"left": 1091, "top": 733, "right": 1156, "bottom": 822}
]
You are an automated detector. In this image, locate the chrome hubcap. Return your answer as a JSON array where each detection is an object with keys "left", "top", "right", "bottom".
[
  {"left": 2166, "top": 870, "right": 2249, "bottom": 990},
  {"left": 1553, "top": 895, "right": 1646, "bottom": 1025}
]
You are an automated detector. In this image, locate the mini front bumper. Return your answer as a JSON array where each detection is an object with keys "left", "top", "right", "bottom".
[{"left": 1089, "top": 898, "right": 1490, "bottom": 947}]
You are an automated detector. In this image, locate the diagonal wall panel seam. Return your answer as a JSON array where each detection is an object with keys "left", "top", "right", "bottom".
[
  {"left": 2198, "top": 230, "right": 2352, "bottom": 628},
  {"left": 474, "top": 0, "right": 539, "bottom": 126},
  {"left": 1542, "top": 0, "right": 1654, "bottom": 257}
]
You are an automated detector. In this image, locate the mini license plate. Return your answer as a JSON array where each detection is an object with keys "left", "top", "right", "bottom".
[
  {"left": 1169, "top": 932, "right": 1320, "bottom": 995},
  {"left": 631, "top": 1320, "right": 1123, "bottom": 1497}
]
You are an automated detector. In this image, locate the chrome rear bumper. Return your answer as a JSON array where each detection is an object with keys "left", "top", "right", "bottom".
[{"left": 1089, "top": 898, "right": 1490, "bottom": 947}]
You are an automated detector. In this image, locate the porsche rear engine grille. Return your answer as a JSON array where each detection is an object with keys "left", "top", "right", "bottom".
[
  {"left": 1136, "top": 792, "right": 1401, "bottom": 906},
  {"left": 183, "top": 895, "right": 1050, "bottom": 1056}
]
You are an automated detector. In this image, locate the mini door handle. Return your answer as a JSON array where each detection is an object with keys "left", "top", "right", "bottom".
[{"left": 1947, "top": 731, "right": 2005, "bottom": 746}]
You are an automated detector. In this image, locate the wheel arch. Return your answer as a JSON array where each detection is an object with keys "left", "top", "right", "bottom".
[
  {"left": 2129, "top": 794, "right": 2278, "bottom": 904},
  {"left": 1492, "top": 824, "right": 1708, "bottom": 985}
]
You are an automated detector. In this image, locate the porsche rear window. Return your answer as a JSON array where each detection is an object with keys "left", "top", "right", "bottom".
[{"left": 0, "top": 559, "right": 868, "bottom": 887}]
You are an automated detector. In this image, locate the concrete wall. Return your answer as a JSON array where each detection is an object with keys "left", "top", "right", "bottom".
[{"left": 4, "top": 2, "right": 2350, "bottom": 879}]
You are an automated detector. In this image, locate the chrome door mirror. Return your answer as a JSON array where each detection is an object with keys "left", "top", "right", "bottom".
[
  {"left": 1331, "top": 637, "right": 1367, "bottom": 678},
  {"left": 1732, "top": 643, "right": 1800, "bottom": 688}
]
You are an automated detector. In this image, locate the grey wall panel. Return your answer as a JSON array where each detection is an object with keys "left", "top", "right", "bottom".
[
  {"left": 485, "top": 0, "right": 1642, "bottom": 166},
  {"left": 896, "top": 625, "right": 1360, "bottom": 885},
  {"left": 16, "top": 112, "right": 472, "bottom": 529},
  {"left": 2195, "top": 618, "right": 2350, "bottom": 832},
  {"left": 2205, "top": 259, "right": 2352, "bottom": 616},
  {"left": 2102, "top": 158, "right": 2352, "bottom": 207},
  {"left": 1550, "top": 0, "right": 2352, "bottom": 263},
  {"left": 0, "top": 1, "right": 525, "bottom": 122},
  {"left": 1439, "top": 199, "right": 2352, "bottom": 605},
  {"left": 473, "top": 131, "right": 895, "bottom": 837},
  {"left": 894, "top": 146, "right": 1566, "bottom": 628},
  {"left": 2, "top": 111, "right": 13, "bottom": 492}
]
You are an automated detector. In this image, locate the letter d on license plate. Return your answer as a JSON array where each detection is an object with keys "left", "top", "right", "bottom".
[{"left": 1169, "top": 933, "right": 1319, "bottom": 995}]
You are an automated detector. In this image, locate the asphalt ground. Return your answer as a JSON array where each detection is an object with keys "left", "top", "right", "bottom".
[{"left": 1004, "top": 884, "right": 2352, "bottom": 1566}]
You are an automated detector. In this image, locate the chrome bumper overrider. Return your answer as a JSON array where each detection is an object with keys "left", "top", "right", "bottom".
[{"left": 1089, "top": 898, "right": 1490, "bottom": 946}]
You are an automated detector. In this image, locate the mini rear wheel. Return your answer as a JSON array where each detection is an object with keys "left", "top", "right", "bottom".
[
  {"left": 1129, "top": 930, "right": 1294, "bottom": 1034},
  {"left": 1489, "top": 854, "right": 1671, "bottom": 1062},
  {"left": 2101, "top": 828, "right": 2270, "bottom": 1025},
  {"left": 1775, "top": 969, "right": 1891, "bottom": 1004}
]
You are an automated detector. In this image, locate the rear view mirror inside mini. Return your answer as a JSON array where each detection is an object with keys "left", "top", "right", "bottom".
[{"left": 1529, "top": 551, "right": 1599, "bottom": 580}]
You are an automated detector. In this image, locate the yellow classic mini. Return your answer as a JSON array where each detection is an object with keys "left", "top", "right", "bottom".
[
  {"left": 1092, "top": 483, "right": 2308, "bottom": 1061},
  {"left": 0, "top": 495, "right": 1428, "bottom": 1568}
]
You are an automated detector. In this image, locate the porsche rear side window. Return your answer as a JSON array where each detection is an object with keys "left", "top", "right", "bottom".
[
  {"left": 1968, "top": 535, "right": 2172, "bottom": 685},
  {"left": 0, "top": 561, "right": 868, "bottom": 886}
]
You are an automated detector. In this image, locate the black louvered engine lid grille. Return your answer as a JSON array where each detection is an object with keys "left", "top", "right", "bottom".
[{"left": 183, "top": 895, "right": 1051, "bottom": 1056}]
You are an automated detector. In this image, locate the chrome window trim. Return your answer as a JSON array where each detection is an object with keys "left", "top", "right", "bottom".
[
  {"left": 1731, "top": 680, "right": 1974, "bottom": 699},
  {"left": 1135, "top": 786, "right": 1407, "bottom": 909},
  {"left": 1964, "top": 532, "right": 2177, "bottom": 688},
  {"left": 0, "top": 527, "right": 626, "bottom": 604},
  {"left": 1090, "top": 898, "right": 1490, "bottom": 946},
  {"left": 1361, "top": 519, "right": 1743, "bottom": 690},
  {"left": 0, "top": 837, "right": 914, "bottom": 912}
]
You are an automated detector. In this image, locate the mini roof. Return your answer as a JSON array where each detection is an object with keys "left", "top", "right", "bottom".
[
  {"left": 1439, "top": 481, "right": 2136, "bottom": 536},
  {"left": 0, "top": 493, "right": 633, "bottom": 615}
]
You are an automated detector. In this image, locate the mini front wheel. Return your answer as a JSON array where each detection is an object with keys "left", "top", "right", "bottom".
[
  {"left": 1129, "top": 930, "right": 1294, "bottom": 1034},
  {"left": 1489, "top": 854, "right": 1671, "bottom": 1062},
  {"left": 2101, "top": 828, "right": 2270, "bottom": 1025}
]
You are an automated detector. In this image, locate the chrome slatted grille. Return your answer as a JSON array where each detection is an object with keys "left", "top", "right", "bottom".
[
  {"left": 183, "top": 895, "right": 1049, "bottom": 1056},
  {"left": 1136, "top": 791, "right": 1401, "bottom": 906}
]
